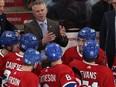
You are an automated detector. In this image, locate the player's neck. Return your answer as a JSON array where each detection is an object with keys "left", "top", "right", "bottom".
[
  {"left": 22, "top": 65, "right": 33, "bottom": 71},
  {"left": 51, "top": 59, "right": 62, "bottom": 67}
]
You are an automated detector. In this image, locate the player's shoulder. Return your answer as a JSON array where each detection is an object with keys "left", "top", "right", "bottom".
[
  {"left": 50, "top": 64, "right": 72, "bottom": 72},
  {"left": 4, "top": 52, "right": 16, "bottom": 58},
  {"left": 6, "top": 52, "right": 15, "bottom": 55},
  {"left": 102, "top": 66, "right": 111, "bottom": 71},
  {"left": 98, "top": 65, "right": 112, "bottom": 73},
  {"left": 99, "top": 48, "right": 104, "bottom": 52},
  {"left": 70, "top": 60, "right": 83, "bottom": 66},
  {"left": 99, "top": 48, "right": 104, "bottom": 54},
  {"left": 97, "top": 48, "right": 105, "bottom": 60},
  {"left": 22, "top": 71, "right": 39, "bottom": 79},
  {"left": 57, "top": 64, "right": 74, "bottom": 73}
]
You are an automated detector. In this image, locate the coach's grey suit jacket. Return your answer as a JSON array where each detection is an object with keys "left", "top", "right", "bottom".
[{"left": 24, "top": 18, "right": 68, "bottom": 51}]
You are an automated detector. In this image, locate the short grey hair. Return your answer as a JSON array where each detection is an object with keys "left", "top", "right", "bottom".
[{"left": 32, "top": 0, "right": 46, "bottom": 9}]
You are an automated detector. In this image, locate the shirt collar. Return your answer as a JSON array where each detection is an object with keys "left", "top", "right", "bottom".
[
  {"left": 37, "top": 19, "right": 47, "bottom": 25},
  {"left": 76, "top": 46, "right": 83, "bottom": 57}
]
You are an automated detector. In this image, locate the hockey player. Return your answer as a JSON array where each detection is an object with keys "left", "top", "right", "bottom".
[
  {"left": 62, "top": 27, "right": 107, "bottom": 66},
  {"left": 69, "top": 40, "right": 115, "bottom": 87},
  {"left": 40, "top": 42, "right": 83, "bottom": 87},
  {"left": 19, "top": 33, "right": 42, "bottom": 77},
  {"left": 0, "top": 33, "right": 40, "bottom": 86},
  {"left": 0, "top": 31, "right": 20, "bottom": 82},
  {"left": 7, "top": 48, "right": 41, "bottom": 87}
]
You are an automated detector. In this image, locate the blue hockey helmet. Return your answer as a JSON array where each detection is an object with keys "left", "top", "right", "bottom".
[
  {"left": 45, "top": 43, "right": 62, "bottom": 62},
  {"left": 83, "top": 40, "right": 99, "bottom": 59},
  {"left": 0, "top": 31, "right": 20, "bottom": 47},
  {"left": 24, "top": 48, "right": 41, "bottom": 65},
  {"left": 20, "top": 33, "right": 38, "bottom": 50},
  {"left": 78, "top": 27, "right": 96, "bottom": 40}
]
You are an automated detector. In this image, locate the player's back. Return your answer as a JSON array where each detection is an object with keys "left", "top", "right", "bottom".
[
  {"left": 69, "top": 60, "right": 115, "bottom": 87},
  {"left": 7, "top": 69, "right": 39, "bottom": 87},
  {"left": 40, "top": 64, "right": 78, "bottom": 87},
  {"left": 3, "top": 51, "right": 24, "bottom": 72}
]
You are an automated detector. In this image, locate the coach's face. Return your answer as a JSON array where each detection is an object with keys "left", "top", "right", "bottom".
[
  {"left": 32, "top": 4, "right": 48, "bottom": 22},
  {"left": 112, "top": 0, "right": 116, "bottom": 11},
  {"left": 0, "top": 0, "right": 4, "bottom": 15}
]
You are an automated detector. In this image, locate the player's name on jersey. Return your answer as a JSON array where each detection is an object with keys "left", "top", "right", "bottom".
[
  {"left": 81, "top": 71, "right": 97, "bottom": 80},
  {"left": 8, "top": 76, "right": 21, "bottom": 86},
  {"left": 40, "top": 74, "right": 56, "bottom": 82},
  {"left": 6, "top": 61, "right": 22, "bottom": 70}
]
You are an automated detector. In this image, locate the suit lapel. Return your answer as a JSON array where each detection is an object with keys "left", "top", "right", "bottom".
[
  {"left": 47, "top": 19, "right": 53, "bottom": 32},
  {"left": 32, "top": 19, "right": 43, "bottom": 38}
]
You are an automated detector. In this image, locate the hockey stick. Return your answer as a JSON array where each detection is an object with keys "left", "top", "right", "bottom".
[{"left": 72, "top": 67, "right": 83, "bottom": 84}]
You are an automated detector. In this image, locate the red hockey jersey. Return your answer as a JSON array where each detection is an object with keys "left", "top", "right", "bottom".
[
  {"left": 7, "top": 69, "right": 39, "bottom": 87},
  {"left": 40, "top": 64, "right": 80, "bottom": 87},
  {"left": 69, "top": 60, "right": 114, "bottom": 87}
]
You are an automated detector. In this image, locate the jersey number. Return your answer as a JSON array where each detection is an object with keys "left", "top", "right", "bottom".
[
  {"left": 65, "top": 74, "right": 72, "bottom": 80},
  {"left": 83, "top": 80, "right": 98, "bottom": 87}
]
